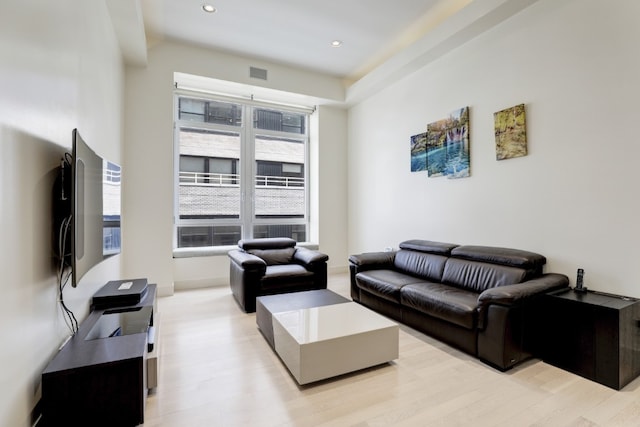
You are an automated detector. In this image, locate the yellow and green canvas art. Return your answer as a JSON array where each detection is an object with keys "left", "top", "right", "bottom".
[{"left": 494, "top": 103, "right": 527, "bottom": 160}]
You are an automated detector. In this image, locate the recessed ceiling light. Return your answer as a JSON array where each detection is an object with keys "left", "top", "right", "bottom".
[
  {"left": 331, "top": 40, "right": 343, "bottom": 48},
  {"left": 202, "top": 4, "right": 216, "bottom": 13}
]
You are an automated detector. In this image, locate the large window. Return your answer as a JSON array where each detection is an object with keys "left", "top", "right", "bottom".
[{"left": 174, "top": 94, "right": 310, "bottom": 248}]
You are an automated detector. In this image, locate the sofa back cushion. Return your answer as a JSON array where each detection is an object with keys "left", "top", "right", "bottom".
[
  {"left": 239, "top": 237, "right": 296, "bottom": 250},
  {"left": 399, "top": 240, "right": 458, "bottom": 255},
  {"left": 451, "top": 245, "right": 545, "bottom": 280},
  {"left": 442, "top": 258, "right": 526, "bottom": 293},
  {"left": 394, "top": 250, "right": 448, "bottom": 282}
]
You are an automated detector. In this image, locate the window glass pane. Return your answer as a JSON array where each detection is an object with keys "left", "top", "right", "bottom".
[
  {"left": 178, "top": 98, "right": 206, "bottom": 122},
  {"left": 178, "top": 127, "right": 241, "bottom": 219},
  {"left": 177, "top": 225, "right": 241, "bottom": 248},
  {"left": 253, "top": 224, "right": 306, "bottom": 242},
  {"left": 179, "top": 97, "right": 242, "bottom": 126},
  {"left": 254, "top": 135, "right": 305, "bottom": 218},
  {"left": 253, "top": 108, "right": 305, "bottom": 134},
  {"left": 180, "top": 156, "right": 205, "bottom": 173},
  {"left": 207, "top": 100, "right": 242, "bottom": 126}
]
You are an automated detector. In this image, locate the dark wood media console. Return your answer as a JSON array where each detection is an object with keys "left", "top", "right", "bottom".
[
  {"left": 41, "top": 284, "right": 157, "bottom": 426},
  {"left": 535, "top": 288, "right": 640, "bottom": 390}
]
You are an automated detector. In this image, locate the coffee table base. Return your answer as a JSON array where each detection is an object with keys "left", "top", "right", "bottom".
[{"left": 272, "top": 302, "right": 399, "bottom": 385}]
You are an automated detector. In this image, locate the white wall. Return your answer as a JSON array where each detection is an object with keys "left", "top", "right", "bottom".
[
  {"left": 123, "top": 41, "right": 349, "bottom": 293},
  {"left": 317, "top": 106, "right": 349, "bottom": 271},
  {"left": 348, "top": 0, "right": 640, "bottom": 296},
  {"left": 0, "top": 1, "right": 124, "bottom": 425}
]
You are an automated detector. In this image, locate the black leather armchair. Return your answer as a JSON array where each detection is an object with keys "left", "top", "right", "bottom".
[{"left": 228, "top": 238, "right": 329, "bottom": 312}]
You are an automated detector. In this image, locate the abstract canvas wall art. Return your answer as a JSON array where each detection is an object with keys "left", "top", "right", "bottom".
[
  {"left": 410, "top": 132, "right": 427, "bottom": 172},
  {"left": 426, "top": 106, "right": 470, "bottom": 179},
  {"left": 494, "top": 103, "right": 527, "bottom": 160}
]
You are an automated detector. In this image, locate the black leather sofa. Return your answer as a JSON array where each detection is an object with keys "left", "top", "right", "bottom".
[
  {"left": 349, "top": 239, "right": 569, "bottom": 370},
  {"left": 228, "top": 238, "right": 329, "bottom": 312}
]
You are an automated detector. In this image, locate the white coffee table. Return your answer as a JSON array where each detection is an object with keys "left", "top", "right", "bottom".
[{"left": 272, "top": 302, "right": 399, "bottom": 385}]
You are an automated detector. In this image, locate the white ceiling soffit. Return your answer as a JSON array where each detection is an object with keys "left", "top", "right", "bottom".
[
  {"left": 108, "top": 0, "right": 540, "bottom": 104},
  {"left": 106, "top": 0, "right": 148, "bottom": 67},
  {"left": 141, "top": 0, "right": 455, "bottom": 81},
  {"left": 346, "top": 0, "right": 541, "bottom": 104}
]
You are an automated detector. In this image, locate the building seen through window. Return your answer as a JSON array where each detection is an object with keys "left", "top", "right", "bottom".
[{"left": 174, "top": 96, "right": 310, "bottom": 248}]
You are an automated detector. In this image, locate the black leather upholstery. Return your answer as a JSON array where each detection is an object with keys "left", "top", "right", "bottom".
[
  {"left": 355, "top": 269, "right": 424, "bottom": 303},
  {"left": 401, "top": 282, "right": 478, "bottom": 329},
  {"left": 442, "top": 258, "right": 527, "bottom": 293},
  {"left": 349, "top": 239, "right": 569, "bottom": 370},
  {"left": 228, "top": 238, "right": 329, "bottom": 312},
  {"left": 451, "top": 245, "right": 546, "bottom": 279},
  {"left": 398, "top": 239, "right": 458, "bottom": 255},
  {"left": 394, "top": 251, "right": 448, "bottom": 281}
]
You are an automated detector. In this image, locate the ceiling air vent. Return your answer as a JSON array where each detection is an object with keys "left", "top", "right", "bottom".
[{"left": 249, "top": 66, "right": 268, "bottom": 80}]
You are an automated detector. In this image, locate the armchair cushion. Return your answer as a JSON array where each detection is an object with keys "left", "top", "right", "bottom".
[
  {"left": 261, "top": 265, "right": 315, "bottom": 292},
  {"left": 247, "top": 247, "right": 296, "bottom": 265}
]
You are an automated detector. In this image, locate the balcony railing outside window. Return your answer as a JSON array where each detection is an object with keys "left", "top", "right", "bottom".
[
  {"left": 179, "top": 171, "right": 303, "bottom": 188},
  {"left": 179, "top": 171, "right": 239, "bottom": 186}
]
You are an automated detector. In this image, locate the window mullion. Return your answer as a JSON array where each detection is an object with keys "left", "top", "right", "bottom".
[{"left": 242, "top": 105, "right": 255, "bottom": 239}]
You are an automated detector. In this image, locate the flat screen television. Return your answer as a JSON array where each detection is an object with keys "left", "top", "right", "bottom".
[{"left": 55, "top": 129, "right": 122, "bottom": 287}]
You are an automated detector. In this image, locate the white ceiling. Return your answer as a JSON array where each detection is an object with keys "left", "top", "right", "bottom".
[{"left": 140, "top": 0, "right": 472, "bottom": 82}]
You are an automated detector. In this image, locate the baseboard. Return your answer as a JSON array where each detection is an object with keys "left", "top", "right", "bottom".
[
  {"left": 328, "top": 265, "right": 348, "bottom": 275},
  {"left": 174, "top": 277, "right": 228, "bottom": 291},
  {"left": 175, "top": 269, "right": 346, "bottom": 291}
]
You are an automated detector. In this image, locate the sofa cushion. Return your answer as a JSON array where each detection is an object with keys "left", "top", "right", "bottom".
[
  {"left": 248, "top": 247, "right": 296, "bottom": 265},
  {"left": 401, "top": 283, "right": 479, "bottom": 329},
  {"left": 260, "top": 264, "right": 314, "bottom": 291},
  {"left": 394, "top": 251, "right": 448, "bottom": 282},
  {"left": 356, "top": 270, "right": 424, "bottom": 303},
  {"left": 442, "top": 258, "right": 526, "bottom": 293}
]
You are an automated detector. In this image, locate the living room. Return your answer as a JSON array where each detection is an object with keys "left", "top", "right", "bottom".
[{"left": 2, "top": 0, "right": 640, "bottom": 426}]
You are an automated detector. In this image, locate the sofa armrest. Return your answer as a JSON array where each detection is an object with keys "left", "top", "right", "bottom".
[
  {"left": 293, "top": 247, "right": 329, "bottom": 266},
  {"left": 348, "top": 251, "right": 395, "bottom": 269},
  {"left": 478, "top": 273, "right": 569, "bottom": 306},
  {"left": 349, "top": 251, "right": 396, "bottom": 301},
  {"left": 475, "top": 273, "right": 569, "bottom": 369},
  {"left": 228, "top": 249, "right": 267, "bottom": 271}
]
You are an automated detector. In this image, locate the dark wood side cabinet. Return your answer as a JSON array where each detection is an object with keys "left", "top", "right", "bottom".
[
  {"left": 536, "top": 289, "right": 640, "bottom": 390},
  {"left": 41, "top": 284, "right": 156, "bottom": 426}
]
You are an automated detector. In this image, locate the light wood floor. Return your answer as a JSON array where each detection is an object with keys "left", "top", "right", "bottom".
[{"left": 143, "top": 273, "right": 640, "bottom": 427}]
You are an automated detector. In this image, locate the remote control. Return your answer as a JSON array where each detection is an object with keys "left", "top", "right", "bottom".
[{"left": 576, "top": 268, "right": 584, "bottom": 289}]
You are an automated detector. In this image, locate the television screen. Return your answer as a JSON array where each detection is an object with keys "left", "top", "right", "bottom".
[{"left": 71, "top": 129, "right": 121, "bottom": 287}]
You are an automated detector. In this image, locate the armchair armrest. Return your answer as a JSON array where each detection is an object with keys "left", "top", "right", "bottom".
[
  {"left": 228, "top": 249, "right": 267, "bottom": 272},
  {"left": 293, "top": 247, "right": 329, "bottom": 266},
  {"left": 478, "top": 273, "right": 569, "bottom": 306}
]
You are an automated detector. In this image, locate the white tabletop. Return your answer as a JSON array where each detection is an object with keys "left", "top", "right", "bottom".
[{"left": 273, "top": 302, "right": 397, "bottom": 344}]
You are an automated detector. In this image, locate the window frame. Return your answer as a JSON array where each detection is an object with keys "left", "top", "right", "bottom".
[{"left": 173, "top": 90, "right": 312, "bottom": 250}]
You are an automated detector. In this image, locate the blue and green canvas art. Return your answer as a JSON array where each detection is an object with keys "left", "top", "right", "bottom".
[
  {"left": 426, "top": 106, "right": 470, "bottom": 179},
  {"left": 410, "top": 132, "right": 427, "bottom": 172}
]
